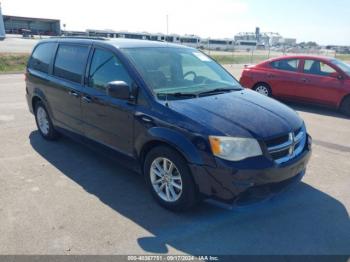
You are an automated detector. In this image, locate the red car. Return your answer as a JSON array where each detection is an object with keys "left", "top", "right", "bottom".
[{"left": 239, "top": 55, "right": 350, "bottom": 116}]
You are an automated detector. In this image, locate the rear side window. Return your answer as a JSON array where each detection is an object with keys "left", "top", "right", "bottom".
[
  {"left": 88, "top": 48, "right": 132, "bottom": 91},
  {"left": 29, "top": 43, "right": 56, "bottom": 73},
  {"left": 271, "top": 59, "right": 300, "bottom": 72},
  {"left": 53, "top": 44, "right": 89, "bottom": 83}
]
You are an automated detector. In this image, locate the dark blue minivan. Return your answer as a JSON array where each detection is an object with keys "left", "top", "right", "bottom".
[{"left": 26, "top": 37, "right": 312, "bottom": 211}]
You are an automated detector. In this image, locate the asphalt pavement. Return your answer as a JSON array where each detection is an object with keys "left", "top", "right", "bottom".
[{"left": 0, "top": 74, "right": 349, "bottom": 255}]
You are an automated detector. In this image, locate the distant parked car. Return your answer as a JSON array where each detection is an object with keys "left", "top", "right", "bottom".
[{"left": 240, "top": 56, "right": 350, "bottom": 116}]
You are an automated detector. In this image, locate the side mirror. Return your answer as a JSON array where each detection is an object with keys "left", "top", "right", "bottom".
[{"left": 106, "top": 81, "right": 132, "bottom": 100}]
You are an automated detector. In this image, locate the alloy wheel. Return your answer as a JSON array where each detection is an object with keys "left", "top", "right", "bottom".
[{"left": 150, "top": 157, "right": 183, "bottom": 202}]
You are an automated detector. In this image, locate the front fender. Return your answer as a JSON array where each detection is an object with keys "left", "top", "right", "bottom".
[{"left": 135, "top": 127, "right": 210, "bottom": 166}]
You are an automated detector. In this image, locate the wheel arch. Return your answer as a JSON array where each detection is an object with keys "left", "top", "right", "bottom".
[
  {"left": 31, "top": 96, "right": 42, "bottom": 111},
  {"left": 140, "top": 140, "right": 185, "bottom": 168},
  {"left": 339, "top": 93, "right": 350, "bottom": 109},
  {"left": 253, "top": 81, "right": 271, "bottom": 89},
  {"left": 139, "top": 138, "right": 203, "bottom": 201},
  {"left": 31, "top": 88, "right": 55, "bottom": 122},
  {"left": 136, "top": 127, "right": 206, "bottom": 168}
]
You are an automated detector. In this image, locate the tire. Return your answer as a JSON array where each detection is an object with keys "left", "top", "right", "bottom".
[
  {"left": 253, "top": 83, "right": 272, "bottom": 97},
  {"left": 144, "top": 146, "right": 199, "bottom": 212},
  {"left": 340, "top": 97, "right": 350, "bottom": 117},
  {"left": 34, "top": 101, "right": 60, "bottom": 140}
]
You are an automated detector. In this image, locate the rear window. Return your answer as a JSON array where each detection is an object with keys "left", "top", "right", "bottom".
[
  {"left": 53, "top": 44, "right": 89, "bottom": 83},
  {"left": 29, "top": 43, "right": 56, "bottom": 73},
  {"left": 271, "top": 59, "right": 300, "bottom": 72}
]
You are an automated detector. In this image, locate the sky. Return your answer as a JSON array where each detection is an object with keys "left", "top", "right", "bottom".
[{"left": 1, "top": 0, "right": 350, "bottom": 45}]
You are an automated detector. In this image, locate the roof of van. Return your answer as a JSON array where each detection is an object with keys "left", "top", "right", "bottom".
[{"left": 40, "top": 37, "right": 192, "bottom": 49}]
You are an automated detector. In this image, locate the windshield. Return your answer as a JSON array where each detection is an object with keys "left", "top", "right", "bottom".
[
  {"left": 332, "top": 59, "right": 350, "bottom": 76},
  {"left": 122, "top": 47, "right": 242, "bottom": 100}
]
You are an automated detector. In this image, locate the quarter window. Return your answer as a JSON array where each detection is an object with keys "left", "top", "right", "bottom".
[
  {"left": 304, "top": 60, "right": 336, "bottom": 76},
  {"left": 53, "top": 44, "right": 89, "bottom": 83},
  {"left": 271, "top": 59, "right": 300, "bottom": 72},
  {"left": 29, "top": 43, "right": 56, "bottom": 74},
  {"left": 88, "top": 49, "right": 132, "bottom": 91}
]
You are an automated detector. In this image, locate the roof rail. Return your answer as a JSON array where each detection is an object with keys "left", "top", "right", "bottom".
[{"left": 50, "top": 36, "right": 108, "bottom": 41}]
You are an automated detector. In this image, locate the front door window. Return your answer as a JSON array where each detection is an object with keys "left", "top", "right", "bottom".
[{"left": 303, "top": 60, "right": 336, "bottom": 77}]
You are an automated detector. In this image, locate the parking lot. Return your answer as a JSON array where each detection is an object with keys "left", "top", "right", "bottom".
[{"left": 0, "top": 73, "right": 349, "bottom": 255}]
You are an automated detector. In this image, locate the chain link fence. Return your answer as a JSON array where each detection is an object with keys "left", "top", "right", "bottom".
[{"left": 202, "top": 48, "right": 350, "bottom": 65}]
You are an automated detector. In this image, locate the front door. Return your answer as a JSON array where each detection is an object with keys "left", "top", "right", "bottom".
[
  {"left": 295, "top": 59, "right": 344, "bottom": 107},
  {"left": 81, "top": 47, "right": 135, "bottom": 155}
]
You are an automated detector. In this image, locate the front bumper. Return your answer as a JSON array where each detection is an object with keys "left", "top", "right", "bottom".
[{"left": 190, "top": 136, "right": 312, "bottom": 204}]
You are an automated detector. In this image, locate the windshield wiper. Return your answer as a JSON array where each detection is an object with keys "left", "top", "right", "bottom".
[
  {"left": 198, "top": 88, "right": 238, "bottom": 97},
  {"left": 157, "top": 92, "right": 198, "bottom": 99}
]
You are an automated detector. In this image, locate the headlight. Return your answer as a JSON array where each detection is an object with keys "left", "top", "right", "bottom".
[{"left": 209, "top": 136, "right": 262, "bottom": 161}]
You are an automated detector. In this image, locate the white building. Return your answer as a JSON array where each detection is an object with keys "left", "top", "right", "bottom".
[
  {"left": 234, "top": 29, "right": 296, "bottom": 48},
  {"left": 263, "top": 32, "right": 283, "bottom": 46},
  {"left": 280, "top": 38, "right": 297, "bottom": 46}
]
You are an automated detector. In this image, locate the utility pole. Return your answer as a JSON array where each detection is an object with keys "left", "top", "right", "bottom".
[{"left": 166, "top": 14, "right": 169, "bottom": 42}]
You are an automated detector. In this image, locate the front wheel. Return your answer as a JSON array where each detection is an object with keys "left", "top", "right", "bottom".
[
  {"left": 144, "top": 146, "right": 199, "bottom": 211},
  {"left": 253, "top": 83, "right": 272, "bottom": 97}
]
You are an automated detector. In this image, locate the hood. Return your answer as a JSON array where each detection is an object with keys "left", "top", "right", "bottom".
[{"left": 167, "top": 89, "right": 303, "bottom": 139}]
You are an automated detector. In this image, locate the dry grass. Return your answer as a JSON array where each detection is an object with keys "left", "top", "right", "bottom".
[
  {"left": 0, "top": 51, "right": 349, "bottom": 73},
  {"left": 0, "top": 53, "right": 29, "bottom": 73}
]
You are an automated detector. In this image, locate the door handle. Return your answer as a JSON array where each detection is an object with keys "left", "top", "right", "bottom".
[
  {"left": 135, "top": 112, "right": 154, "bottom": 124},
  {"left": 68, "top": 90, "right": 80, "bottom": 97},
  {"left": 267, "top": 74, "right": 275, "bottom": 78},
  {"left": 301, "top": 78, "right": 308, "bottom": 82},
  {"left": 82, "top": 96, "right": 92, "bottom": 103},
  {"left": 141, "top": 116, "right": 153, "bottom": 123}
]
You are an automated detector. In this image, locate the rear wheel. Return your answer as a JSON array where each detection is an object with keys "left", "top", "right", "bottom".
[
  {"left": 253, "top": 83, "right": 272, "bottom": 97},
  {"left": 340, "top": 97, "right": 350, "bottom": 117},
  {"left": 34, "top": 101, "right": 59, "bottom": 140},
  {"left": 144, "top": 146, "right": 199, "bottom": 211}
]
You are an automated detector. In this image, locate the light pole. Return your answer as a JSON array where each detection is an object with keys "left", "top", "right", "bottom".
[
  {"left": 166, "top": 14, "right": 169, "bottom": 42},
  {"left": 208, "top": 37, "right": 211, "bottom": 55}
]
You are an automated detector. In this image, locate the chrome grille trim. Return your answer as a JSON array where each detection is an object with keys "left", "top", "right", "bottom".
[
  {"left": 267, "top": 125, "right": 306, "bottom": 164},
  {"left": 268, "top": 133, "right": 293, "bottom": 153}
]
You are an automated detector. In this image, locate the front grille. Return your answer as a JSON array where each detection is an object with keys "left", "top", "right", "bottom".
[
  {"left": 270, "top": 148, "right": 289, "bottom": 159},
  {"left": 265, "top": 134, "right": 290, "bottom": 148},
  {"left": 266, "top": 125, "right": 306, "bottom": 164}
]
